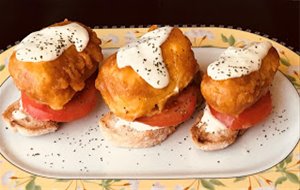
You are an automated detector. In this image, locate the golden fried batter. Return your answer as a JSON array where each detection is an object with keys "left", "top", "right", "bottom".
[
  {"left": 9, "top": 20, "right": 103, "bottom": 110},
  {"left": 96, "top": 27, "right": 198, "bottom": 121},
  {"left": 201, "top": 47, "right": 279, "bottom": 115}
]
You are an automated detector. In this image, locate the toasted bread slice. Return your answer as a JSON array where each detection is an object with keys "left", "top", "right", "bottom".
[
  {"left": 190, "top": 112, "right": 245, "bottom": 151},
  {"left": 99, "top": 112, "right": 177, "bottom": 148},
  {"left": 2, "top": 100, "right": 59, "bottom": 136}
]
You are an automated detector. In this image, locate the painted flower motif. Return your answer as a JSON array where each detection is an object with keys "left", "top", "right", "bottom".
[
  {"left": 129, "top": 180, "right": 139, "bottom": 190},
  {"left": 124, "top": 31, "right": 138, "bottom": 44},
  {"left": 258, "top": 178, "right": 273, "bottom": 187},
  {"left": 0, "top": 55, "right": 11, "bottom": 71},
  {"left": 287, "top": 65, "right": 300, "bottom": 76},
  {"left": 4, "top": 56, "right": 9, "bottom": 65},
  {"left": 174, "top": 184, "right": 184, "bottom": 190},
  {"left": 151, "top": 182, "right": 166, "bottom": 190},
  {"left": 1, "top": 171, "right": 14, "bottom": 186},
  {"left": 236, "top": 38, "right": 252, "bottom": 45},
  {"left": 102, "top": 34, "right": 119, "bottom": 45},
  {"left": 255, "top": 186, "right": 276, "bottom": 190},
  {"left": 284, "top": 64, "right": 300, "bottom": 91},
  {"left": 233, "top": 38, "right": 253, "bottom": 47},
  {"left": 184, "top": 29, "right": 214, "bottom": 41},
  {"left": 76, "top": 186, "right": 83, "bottom": 190}
]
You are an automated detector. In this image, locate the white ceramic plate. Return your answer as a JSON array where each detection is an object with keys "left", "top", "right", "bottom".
[{"left": 0, "top": 48, "right": 299, "bottom": 179}]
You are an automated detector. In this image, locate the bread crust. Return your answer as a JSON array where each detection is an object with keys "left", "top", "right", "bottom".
[
  {"left": 96, "top": 27, "right": 198, "bottom": 121},
  {"left": 190, "top": 113, "right": 244, "bottom": 151},
  {"left": 2, "top": 100, "right": 59, "bottom": 136},
  {"left": 9, "top": 20, "right": 103, "bottom": 110},
  {"left": 201, "top": 47, "right": 279, "bottom": 115},
  {"left": 99, "top": 112, "right": 177, "bottom": 148}
]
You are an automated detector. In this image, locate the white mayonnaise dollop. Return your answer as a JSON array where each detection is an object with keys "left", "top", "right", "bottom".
[
  {"left": 198, "top": 105, "right": 227, "bottom": 133},
  {"left": 115, "top": 117, "right": 162, "bottom": 131},
  {"left": 12, "top": 101, "right": 27, "bottom": 120}
]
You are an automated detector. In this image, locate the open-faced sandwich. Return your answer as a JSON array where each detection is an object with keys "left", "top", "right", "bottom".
[
  {"left": 96, "top": 26, "right": 201, "bottom": 148},
  {"left": 2, "top": 20, "right": 103, "bottom": 136},
  {"left": 191, "top": 41, "right": 280, "bottom": 151}
]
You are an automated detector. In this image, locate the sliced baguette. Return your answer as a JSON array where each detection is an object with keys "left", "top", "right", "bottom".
[
  {"left": 2, "top": 100, "right": 59, "bottom": 136},
  {"left": 99, "top": 112, "right": 177, "bottom": 148},
  {"left": 190, "top": 112, "right": 245, "bottom": 151}
]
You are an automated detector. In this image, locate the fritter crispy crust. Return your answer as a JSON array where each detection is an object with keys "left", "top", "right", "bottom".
[
  {"left": 96, "top": 27, "right": 198, "bottom": 121},
  {"left": 201, "top": 47, "right": 279, "bottom": 115},
  {"left": 9, "top": 20, "right": 103, "bottom": 110}
]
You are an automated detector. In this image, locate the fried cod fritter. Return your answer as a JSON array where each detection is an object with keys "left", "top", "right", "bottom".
[
  {"left": 96, "top": 27, "right": 198, "bottom": 121},
  {"left": 9, "top": 20, "right": 103, "bottom": 110},
  {"left": 201, "top": 47, "right": 279, "bottom": 115}
]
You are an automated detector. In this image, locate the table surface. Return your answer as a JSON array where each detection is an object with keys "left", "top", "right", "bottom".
[{"left": 0, "top": 0, "right": 299, "bottom": 51}]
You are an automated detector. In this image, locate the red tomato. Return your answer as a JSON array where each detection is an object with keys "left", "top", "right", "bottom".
[
  {"left": 210, "top": 91, "right": 272, "bottom": 130},
  {"left": 22, "top": 79, "right": 98, "bottom": 122},
  {"left": 136, "top": 85, "right": 198, "bottom": 127}
]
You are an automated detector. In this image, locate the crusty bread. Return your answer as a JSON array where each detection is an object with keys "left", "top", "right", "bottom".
[
  {"left": 99, "top": 112, "right": 177, "bottom": 148},
  {"left": 2, "top": 100, "right": 59, "bottom": 136},
  {"left": 190, "top": 112, "right": 245, "bottom": 151}
]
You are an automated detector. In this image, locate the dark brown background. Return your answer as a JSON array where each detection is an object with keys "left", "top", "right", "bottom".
[{"left": 0, "top": 0, "right": 299, "bottom": 51}]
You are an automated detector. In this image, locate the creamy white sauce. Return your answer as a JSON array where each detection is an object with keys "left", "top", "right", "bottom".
[
  {"left": 116, "top": 26, "right": 173, "bottom": 89},
  {"left": 12, "top": 101, "right": 27, "bottom": 120},
  {"left": 198, "top": 105, "right": 227, "bottom": 133},
  {"left": 12, "top": 110, "right": 27, "bottom": 120},
  {"left": 115, "top": 117, "right": 161, "bottom": 131},
  {"left": 207, "top": 41, "right": 272, "bottom": 80},
  {"left": 15, "top": 23, "right": 89, "bottom": 62}
]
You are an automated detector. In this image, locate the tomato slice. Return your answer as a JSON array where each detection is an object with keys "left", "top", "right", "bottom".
[
  {"left": 136, "top": 85, "right": 198, "bottom": 127},
  {"left": 22, "top": 79, "right": 98, "bottom": 122},
  {"left": 210, "top": 91, "right": 272, "bottom": 130}
]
